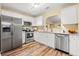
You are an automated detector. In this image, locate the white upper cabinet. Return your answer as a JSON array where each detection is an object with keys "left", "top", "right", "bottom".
[
  {"left": 28, "top": 17, "right": 35, "bottom": 26},
  {"left": 25, "top": 16, "right": 35, "bottom": 26},
  {"left": 61, "top": 6, "right": 78, "bottom": 24},
  {"left": 32, "top": 20, "right": 36, "bottom": 26},
  {"left": 77, "top": 4, "right": 79, "bottom": 33},
  {"left": 32, "top": 16, "right": 44, "bottom": 26}
]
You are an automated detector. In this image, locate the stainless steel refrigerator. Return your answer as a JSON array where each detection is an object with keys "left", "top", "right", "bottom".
[{"left": 0, "top": 15, "right": 22, "bottom": 53}]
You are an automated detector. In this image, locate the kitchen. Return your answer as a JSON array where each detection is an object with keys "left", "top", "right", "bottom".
[{"left": 0, "top": 3, "right": 79, "bottom": 56}]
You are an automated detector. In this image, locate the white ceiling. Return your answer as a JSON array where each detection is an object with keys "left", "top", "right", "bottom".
[{"left": 1, "top": 3, "right": 77, "bottom": 17}]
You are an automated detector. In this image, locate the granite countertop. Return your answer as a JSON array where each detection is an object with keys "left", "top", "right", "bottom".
[
  {"left": 34, "top": 31, "right": 68, "bottom": 34},
  {"left": 34, "top": 31, "right": 79, "bottom": 35}
]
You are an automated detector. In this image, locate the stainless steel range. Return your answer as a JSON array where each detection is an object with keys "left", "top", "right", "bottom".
[
  {"left": 25, "top": 32, "right": 34, "bottom": 43},
  {"left": 22, "top": 22, "right": 34, "bottom": 44}
]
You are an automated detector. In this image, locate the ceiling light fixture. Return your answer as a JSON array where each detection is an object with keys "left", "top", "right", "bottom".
[{"left": 32, "top": 3, "right": 40, "bottom": 8}]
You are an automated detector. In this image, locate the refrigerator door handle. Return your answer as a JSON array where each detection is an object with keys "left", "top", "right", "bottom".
[
  {"left": 11, "top": 31, "right": 13, "bottom": 35},
  {"left": 11, "top": 25, "right": 13, "bottom": 36}
]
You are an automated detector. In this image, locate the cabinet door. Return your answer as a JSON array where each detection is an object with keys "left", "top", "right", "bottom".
[
  {"left": 69, "top": 35, "right": 77, "bottom": 55},
  {"left": 61, "top": 6, "right": 77, "bottom": 24},
  {"left": 76, "top": 35, "right": 79, "bottom": 56},
  {"left": 34, "top": 32, "right": 38, "bottom": 40},
  {"left": 78, "top": 6, "right": 79, "bottom": 33},
  {"left": 34, "top": 32, "right": 43, "bottom": 43},
  {"left": 39, "top": 33, "right": 47, "bottom": 44},
  {"left": 35, "top": 16, "right": 44, "bottom": 26},
  {"left": 48, "top": 34, "right": 55, "bottom": 48}
]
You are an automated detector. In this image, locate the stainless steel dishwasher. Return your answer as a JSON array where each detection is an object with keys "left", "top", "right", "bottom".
[{"left": 55, "top": 34, "right": 69, "bottom": 53}]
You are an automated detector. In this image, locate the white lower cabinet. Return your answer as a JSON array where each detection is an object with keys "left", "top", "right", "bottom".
[
  {"left": 76, "top": 35, "right": 79, "bottom": 56},
  {"left": 34, "top": 32, "right": 55, "bottom": 49},
  {"left": 34, "top": 32, "right": 79, "bottom": 55},
  {"left": 70, "top": 35, "right": 77, "bottom": 55},
  {"left": 69, "top": 35, "right": 79, "bottom": 56}
]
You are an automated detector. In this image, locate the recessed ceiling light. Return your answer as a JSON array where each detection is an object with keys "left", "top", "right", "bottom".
[{"left": 32, "top": 3, "right": 40, "bottom": 8}]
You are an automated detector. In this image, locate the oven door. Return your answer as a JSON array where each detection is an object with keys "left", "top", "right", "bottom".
[
  {"left": 25, "top": 32, "right": 34, "bottom": 43},
  {"left": 27, "top": 32, "right": 33, "bottom": 38}
]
